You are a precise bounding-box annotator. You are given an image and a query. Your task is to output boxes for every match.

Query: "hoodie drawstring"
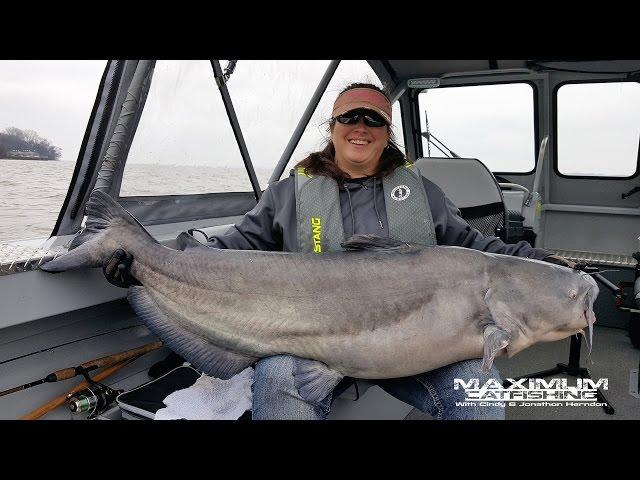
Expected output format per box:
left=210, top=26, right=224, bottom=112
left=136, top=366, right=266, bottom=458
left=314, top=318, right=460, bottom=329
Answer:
left=373, top=178, right=383, bottom=229
left=342, top=178, right=384, bottom=235
left=344, top=185, right=356, bottom=236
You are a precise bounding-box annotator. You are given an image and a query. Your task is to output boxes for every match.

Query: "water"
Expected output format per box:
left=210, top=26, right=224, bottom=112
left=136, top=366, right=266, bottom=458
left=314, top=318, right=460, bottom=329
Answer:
left=0, top=159, right=273, bottom=242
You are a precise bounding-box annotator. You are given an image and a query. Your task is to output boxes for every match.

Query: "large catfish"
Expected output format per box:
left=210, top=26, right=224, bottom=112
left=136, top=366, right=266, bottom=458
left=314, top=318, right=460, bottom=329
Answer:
left=41, top=192, right=599, bottom=403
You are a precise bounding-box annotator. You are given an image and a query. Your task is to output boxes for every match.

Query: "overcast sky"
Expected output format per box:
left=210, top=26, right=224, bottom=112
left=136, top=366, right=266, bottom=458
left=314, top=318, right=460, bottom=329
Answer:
left=0, top=60, right=105, bottom=159
left=1, top=60, right=638, bottom=178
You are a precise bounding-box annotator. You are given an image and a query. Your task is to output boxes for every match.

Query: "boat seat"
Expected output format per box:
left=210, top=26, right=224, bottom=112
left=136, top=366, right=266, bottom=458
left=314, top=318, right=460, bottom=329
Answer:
left=414, top=157, right=508, bottom=240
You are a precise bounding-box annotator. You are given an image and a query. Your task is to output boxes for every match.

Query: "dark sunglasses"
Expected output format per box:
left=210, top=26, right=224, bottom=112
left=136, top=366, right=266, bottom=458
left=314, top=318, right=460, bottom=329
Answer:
left=334, top=110, right=388, bottom=128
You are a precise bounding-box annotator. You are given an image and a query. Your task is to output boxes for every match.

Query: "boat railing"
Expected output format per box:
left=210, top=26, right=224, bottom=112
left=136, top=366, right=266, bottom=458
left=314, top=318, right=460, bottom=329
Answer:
left=0, top=240, right=68, bottom=276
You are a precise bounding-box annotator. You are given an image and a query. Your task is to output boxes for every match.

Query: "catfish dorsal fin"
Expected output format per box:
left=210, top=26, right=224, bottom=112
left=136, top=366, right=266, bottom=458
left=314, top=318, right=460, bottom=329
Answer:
left=69, top=191, right=153, bottom=250
left=84, top=191, right=138, bottom=228
left=340, top=234, right=421, bottom=253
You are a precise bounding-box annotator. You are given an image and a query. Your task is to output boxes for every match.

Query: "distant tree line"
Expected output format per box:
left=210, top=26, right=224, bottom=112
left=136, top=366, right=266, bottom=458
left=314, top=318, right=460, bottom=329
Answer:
left=0, top=127, right=61, bottom=160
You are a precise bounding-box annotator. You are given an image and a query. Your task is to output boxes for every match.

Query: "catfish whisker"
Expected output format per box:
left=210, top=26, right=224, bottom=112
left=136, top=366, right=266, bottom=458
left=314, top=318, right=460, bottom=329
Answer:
left=582, top=269, right=619, bottom=275
left=577, top=330, right=594, bottom=365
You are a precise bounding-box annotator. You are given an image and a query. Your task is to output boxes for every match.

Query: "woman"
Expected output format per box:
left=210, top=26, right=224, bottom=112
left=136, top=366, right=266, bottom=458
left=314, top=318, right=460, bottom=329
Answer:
left=105, top=82, right=574, bottom=420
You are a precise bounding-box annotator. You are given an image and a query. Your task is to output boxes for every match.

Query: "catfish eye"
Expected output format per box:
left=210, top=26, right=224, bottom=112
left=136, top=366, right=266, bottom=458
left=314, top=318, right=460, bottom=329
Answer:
left=569, top=290, right=577, bottom=300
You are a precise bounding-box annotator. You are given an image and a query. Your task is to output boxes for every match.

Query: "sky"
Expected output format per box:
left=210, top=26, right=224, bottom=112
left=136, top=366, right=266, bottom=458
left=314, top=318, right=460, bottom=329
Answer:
left=0, top=60, right=106, bottom=159
left=1, top=60, right=638, bottom=178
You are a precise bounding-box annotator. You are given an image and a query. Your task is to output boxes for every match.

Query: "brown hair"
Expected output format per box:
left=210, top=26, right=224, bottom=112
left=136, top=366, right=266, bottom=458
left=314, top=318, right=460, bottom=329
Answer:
left=294, top=83, right=410, bottom=182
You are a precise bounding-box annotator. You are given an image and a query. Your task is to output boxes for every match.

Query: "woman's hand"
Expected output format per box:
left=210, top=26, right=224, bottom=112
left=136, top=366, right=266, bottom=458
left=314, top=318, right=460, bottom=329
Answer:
left=102, top=249, right=142, bottom=288
left=542, top=254, right=577, bottom=269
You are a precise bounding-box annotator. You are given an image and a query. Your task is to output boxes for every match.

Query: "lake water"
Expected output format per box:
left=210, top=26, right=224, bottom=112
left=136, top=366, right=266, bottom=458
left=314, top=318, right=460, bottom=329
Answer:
left=0, top=159, right=273, bottom=242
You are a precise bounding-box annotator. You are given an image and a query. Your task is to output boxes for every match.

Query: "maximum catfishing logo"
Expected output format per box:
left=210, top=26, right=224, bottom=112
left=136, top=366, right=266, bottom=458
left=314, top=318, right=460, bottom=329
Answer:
left=311, top=217, right=322, bottom=253
left=453, top=377, right=609, bottom=408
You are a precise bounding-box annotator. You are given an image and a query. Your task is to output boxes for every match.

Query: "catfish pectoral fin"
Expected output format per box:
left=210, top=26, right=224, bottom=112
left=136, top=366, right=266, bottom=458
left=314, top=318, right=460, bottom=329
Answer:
left=292, top=356, right=343, bottom=405
left=482, top=325, right=510, bottom=372
left=128, top=286, right=256, bottom=379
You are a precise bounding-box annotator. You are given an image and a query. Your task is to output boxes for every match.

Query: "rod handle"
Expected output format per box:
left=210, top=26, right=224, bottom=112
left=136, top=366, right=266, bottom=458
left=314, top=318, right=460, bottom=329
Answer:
left=78, top=341, right=163, bottom=371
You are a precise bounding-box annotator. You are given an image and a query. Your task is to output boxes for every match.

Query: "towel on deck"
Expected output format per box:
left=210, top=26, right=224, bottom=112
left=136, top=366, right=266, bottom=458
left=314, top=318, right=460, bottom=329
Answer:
left=155, top=367, right=254, bottom=420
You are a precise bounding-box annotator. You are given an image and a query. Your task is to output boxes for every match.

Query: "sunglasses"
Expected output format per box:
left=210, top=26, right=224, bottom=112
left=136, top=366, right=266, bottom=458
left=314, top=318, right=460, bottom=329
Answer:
left=334, top=110, right=388, bottom=128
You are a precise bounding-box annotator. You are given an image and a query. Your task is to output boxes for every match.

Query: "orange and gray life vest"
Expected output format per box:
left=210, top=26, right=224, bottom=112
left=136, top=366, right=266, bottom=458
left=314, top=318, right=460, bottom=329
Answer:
left=294, top=163, right=436, bottom=253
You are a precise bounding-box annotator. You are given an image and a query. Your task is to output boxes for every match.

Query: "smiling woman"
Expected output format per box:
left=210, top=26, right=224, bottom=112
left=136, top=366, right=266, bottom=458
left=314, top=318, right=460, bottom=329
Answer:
left=295, top=83, right=406, bottom=181
left=332, top=110, right=390, bottom=176
left=331, top=87, right=393, bottom=178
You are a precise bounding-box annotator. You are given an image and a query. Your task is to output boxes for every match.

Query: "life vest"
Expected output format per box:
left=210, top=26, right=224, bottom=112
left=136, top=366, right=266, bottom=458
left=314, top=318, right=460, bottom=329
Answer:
left=294, top=162, right=436, bottom=253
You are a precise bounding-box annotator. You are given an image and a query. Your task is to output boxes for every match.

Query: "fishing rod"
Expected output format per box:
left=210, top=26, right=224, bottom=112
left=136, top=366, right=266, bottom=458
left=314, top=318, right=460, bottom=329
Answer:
left=21, top=358, right=134, bottom=420
left=0, top=341, right=163, bottom=398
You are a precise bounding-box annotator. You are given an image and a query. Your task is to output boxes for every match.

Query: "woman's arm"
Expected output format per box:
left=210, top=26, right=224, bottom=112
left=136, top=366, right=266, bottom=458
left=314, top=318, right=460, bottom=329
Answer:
left=206, top=185, right=283, bottom=251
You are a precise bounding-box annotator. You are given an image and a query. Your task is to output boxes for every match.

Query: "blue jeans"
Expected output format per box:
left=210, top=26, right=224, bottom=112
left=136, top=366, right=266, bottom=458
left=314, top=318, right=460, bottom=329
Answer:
left=251, top=354, right=505, bottom=420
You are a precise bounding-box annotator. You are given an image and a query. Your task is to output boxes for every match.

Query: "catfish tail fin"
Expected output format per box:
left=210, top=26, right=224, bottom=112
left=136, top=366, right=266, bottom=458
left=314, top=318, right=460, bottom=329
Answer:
left=40, top=191, right=152, bottom=272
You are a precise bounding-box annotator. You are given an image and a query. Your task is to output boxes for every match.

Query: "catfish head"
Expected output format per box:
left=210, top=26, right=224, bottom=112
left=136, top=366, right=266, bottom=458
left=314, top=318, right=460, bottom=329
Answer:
left=533, top=271, right=599, bottom=349
left=480, top=258, right=599, bottom=371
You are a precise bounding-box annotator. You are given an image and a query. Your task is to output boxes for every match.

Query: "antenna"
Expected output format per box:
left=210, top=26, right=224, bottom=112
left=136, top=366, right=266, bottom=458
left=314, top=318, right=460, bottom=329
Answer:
left=420, top=94, right=460, bottom=158
left=424, top=109, right=431, bottom=157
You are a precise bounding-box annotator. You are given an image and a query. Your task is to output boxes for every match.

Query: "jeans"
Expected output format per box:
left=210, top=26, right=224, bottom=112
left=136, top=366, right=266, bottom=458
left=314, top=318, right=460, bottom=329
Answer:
left=251, top=354, right=505, bottom=420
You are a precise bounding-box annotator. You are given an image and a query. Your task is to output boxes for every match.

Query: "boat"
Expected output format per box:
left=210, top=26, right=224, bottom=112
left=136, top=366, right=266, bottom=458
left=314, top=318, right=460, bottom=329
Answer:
left=1, top=59, right=638, bottom=420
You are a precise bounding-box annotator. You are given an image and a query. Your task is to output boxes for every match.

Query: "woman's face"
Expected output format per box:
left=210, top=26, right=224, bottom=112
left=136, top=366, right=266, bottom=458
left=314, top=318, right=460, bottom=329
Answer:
left=332, top=109, right=390, bottom=177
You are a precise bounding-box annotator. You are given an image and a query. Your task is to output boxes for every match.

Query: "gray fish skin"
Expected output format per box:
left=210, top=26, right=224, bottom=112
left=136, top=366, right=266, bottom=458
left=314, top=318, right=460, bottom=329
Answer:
left=41, top=192, right=599, bottom=381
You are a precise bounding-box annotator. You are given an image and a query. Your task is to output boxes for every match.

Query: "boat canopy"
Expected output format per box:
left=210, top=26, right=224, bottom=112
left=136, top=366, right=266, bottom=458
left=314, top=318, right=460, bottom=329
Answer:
left=47, top=59, right=640, bottom=240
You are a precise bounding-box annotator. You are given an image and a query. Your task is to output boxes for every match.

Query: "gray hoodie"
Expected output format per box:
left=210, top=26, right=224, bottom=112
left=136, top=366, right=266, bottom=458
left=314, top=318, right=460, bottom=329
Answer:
left=207, top=171, right=551, bottom=260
